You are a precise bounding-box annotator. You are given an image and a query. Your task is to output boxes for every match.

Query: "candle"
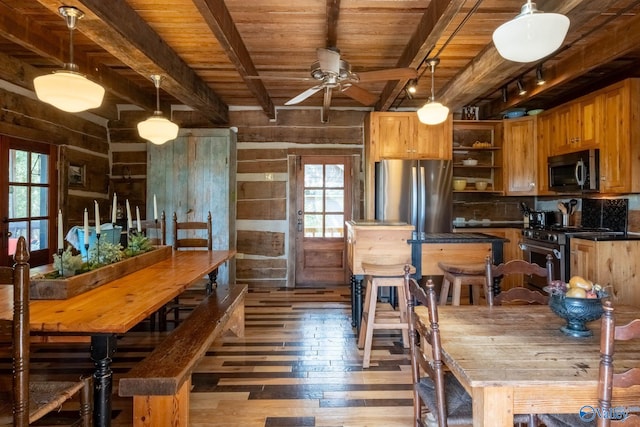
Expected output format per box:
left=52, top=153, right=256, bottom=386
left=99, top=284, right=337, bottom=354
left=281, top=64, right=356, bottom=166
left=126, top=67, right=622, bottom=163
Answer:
left=136, top=206, right=142, bottom=232
left=57, top=210, right=63, bottom=250
left=112, top=193, right=117, bottom=224
left=153, top=194, right=158, bottom=221
left=94, top=200, right=101, bottom=235
left=83, top=208, right=89, bottom=246
left=126, top=199, right=133, bottom=230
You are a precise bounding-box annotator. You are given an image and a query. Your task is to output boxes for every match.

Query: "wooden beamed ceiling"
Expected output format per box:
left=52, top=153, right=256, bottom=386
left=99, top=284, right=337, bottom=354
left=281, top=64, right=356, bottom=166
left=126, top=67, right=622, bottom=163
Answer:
left=1, top=0, right=640, bottom=125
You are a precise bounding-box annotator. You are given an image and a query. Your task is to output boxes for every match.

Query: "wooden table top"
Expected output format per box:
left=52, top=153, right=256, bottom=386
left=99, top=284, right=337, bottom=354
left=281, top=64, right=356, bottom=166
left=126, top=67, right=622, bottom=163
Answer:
left=0, top=250, right=235, bottom=335
left=414, top=304, right=640, bottom=413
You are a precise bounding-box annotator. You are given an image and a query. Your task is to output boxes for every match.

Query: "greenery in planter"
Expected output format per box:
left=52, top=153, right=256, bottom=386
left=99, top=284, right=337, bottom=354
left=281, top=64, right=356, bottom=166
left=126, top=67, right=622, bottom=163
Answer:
left=124, top=232, right=154, bottom=257
left=88, top=240, right=125, bottom=267
left=52, top=246, right=84, bottom=277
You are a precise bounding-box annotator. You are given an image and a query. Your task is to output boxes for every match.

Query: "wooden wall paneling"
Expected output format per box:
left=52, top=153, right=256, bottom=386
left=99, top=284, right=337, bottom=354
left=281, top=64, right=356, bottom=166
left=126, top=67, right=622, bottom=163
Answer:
left=237, top=230, right=285, bottom=257
left=236, top=258, right=287, bottom=280
left=237, top=159, right=288, bottom=174
left=237, top=200, right=286, bottom=220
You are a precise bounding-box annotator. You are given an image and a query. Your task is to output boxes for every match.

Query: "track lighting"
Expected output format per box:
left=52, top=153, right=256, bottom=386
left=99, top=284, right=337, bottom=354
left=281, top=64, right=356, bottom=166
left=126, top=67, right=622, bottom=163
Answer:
left=517, top=79, right=527, bottom=96
left=536, top=65, right=546, bottom=86
left=502, top=86, right=508, bottom=103
left=406, top=79, right=418, bottom=94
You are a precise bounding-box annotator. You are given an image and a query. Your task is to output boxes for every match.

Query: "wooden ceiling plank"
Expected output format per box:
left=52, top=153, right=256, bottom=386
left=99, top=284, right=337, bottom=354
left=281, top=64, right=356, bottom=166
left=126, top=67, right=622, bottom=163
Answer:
left=439, top=0, right=618, bottom=111
left=192, top=0, right=275, bottom=119
left=36, top=0, right=229, bottom=124
left=377, top=0, right=466, bottom=111
left=326, top=0, right=341, bottom=49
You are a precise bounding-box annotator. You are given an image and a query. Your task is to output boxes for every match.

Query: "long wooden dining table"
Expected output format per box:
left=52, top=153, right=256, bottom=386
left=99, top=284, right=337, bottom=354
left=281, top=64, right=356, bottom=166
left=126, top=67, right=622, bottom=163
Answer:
left=414, top=304, right=640, bottom=426
left=0, top=249, right=236, bottom=427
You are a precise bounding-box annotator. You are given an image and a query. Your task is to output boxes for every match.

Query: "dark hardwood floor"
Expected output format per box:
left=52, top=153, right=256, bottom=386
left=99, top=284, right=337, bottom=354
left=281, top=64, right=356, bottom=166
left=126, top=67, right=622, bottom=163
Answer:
left=21, top=285, right=414, bottom=426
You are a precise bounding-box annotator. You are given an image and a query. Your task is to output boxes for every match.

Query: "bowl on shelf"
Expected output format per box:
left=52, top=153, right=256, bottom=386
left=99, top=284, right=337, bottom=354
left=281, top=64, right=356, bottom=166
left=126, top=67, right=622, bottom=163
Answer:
left=453, top=179, right=467, bottom=191
left=475, top=180, right=488, bottom=191
left=547, top=292, right=605, bottom=338
left=462, top=158, right=478, bottom=166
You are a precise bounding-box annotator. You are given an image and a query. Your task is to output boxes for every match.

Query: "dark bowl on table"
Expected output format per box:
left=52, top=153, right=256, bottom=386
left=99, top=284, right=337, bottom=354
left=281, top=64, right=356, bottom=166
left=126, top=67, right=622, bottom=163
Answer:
left=548, top=292, right=605, bottom=338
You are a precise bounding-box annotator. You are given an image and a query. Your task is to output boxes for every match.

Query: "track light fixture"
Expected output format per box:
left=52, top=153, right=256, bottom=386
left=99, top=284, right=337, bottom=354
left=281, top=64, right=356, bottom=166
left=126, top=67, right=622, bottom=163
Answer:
left=517, top=79, right=527, bottom=96
left=536, top=65, right=546, bottom=86
left=406, top=79, right=418, bottom=94
left=502, top=86, right=509, bottom=103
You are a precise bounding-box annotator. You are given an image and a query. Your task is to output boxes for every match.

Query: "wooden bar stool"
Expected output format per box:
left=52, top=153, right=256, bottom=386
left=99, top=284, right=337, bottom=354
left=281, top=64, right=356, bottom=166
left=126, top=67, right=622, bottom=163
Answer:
left=438, top=261, right=486, bottom=306
left=357, top=263, right=415, bottom=368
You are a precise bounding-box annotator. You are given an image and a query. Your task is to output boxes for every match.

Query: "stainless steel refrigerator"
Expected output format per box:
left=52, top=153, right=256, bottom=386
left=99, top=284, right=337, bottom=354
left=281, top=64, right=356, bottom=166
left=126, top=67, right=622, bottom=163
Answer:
left=375, top=159, right=452, bottom=238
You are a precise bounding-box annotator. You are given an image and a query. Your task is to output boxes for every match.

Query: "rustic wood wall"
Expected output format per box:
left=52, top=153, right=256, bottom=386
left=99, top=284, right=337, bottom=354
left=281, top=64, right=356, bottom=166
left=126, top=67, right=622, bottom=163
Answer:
left=231, top=108, right=366, bottom=287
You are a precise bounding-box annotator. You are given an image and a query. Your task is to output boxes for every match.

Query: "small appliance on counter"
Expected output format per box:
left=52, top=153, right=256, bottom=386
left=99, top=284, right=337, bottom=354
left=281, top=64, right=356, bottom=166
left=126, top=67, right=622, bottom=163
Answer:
left=526, top=210, right=556, bottom=229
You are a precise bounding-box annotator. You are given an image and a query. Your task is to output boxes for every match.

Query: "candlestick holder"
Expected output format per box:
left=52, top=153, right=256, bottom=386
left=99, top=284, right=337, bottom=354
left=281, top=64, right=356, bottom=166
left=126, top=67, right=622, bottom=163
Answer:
left=95, top=232, right=101, bottom=264
left=58, top=248, right=64, bottom=277
left=84, top=243, right=89, bottom=263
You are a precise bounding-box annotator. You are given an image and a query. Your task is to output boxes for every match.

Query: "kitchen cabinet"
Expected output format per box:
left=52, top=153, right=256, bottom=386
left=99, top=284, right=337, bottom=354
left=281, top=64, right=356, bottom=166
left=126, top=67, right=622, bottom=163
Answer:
left=549, top=95, right=601, bottom=155
left=452, top=121, right=503, bottom=193
left=599, top=79, right=640, bottom=193
left=535, top=112, right=553, bottom=195
left=367, top=112, right=452, bottom=161
left=503, top=116, right=537, bottom=195
left=570, top=237, right=640, bottom=307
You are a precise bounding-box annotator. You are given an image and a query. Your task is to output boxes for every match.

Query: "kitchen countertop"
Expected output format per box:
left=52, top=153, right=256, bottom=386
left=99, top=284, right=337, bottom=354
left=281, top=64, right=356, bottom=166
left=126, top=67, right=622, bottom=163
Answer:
left=410, top=232, right=508, bottom=243
left=453, top=221, right=525, bottom=229
left=569, top=232, right=640, bottom=241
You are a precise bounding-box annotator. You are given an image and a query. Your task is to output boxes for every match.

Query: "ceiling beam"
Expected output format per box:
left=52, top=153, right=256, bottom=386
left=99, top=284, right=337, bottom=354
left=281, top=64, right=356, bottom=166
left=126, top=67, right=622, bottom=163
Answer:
left=0, top=1, right=154, bottom=112
left=376, top=0, right=466, bottom=111
left=192, top=0, right=275, bottom=120
left=326, top=0, right=341, bottom=49
left=438, top=0, right=619, bottom=111
left=33, top=0, right=229, bottom=124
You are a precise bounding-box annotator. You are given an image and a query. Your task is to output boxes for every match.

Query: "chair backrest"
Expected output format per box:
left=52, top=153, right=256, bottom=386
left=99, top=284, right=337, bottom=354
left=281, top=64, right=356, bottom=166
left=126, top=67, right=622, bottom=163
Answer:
left=138, top=210, right=166, bottom=245
left=404, top=266, right=447, bottom=425
left=484, top=255, right=553, bottom=306
left=0, top=237, right=31, bottom=426
left=172, top=211, right=212, bottom=250
left=597, top=301, right=640, bottom=427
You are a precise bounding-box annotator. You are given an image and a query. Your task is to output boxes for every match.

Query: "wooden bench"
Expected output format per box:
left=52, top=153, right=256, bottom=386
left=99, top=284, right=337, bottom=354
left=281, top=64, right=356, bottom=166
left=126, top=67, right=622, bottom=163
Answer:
left=118, top=283, right=248, bottom=427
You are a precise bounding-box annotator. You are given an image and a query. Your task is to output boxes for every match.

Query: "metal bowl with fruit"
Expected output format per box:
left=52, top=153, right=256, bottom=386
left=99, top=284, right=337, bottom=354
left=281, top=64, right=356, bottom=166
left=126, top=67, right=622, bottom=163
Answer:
left=544, top=276, right=609, bottom=338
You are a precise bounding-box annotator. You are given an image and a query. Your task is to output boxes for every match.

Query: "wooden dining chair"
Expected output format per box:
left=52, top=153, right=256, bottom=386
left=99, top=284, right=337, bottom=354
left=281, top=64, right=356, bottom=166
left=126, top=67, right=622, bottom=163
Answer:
left=484, top=255, right=553, bottom=306
left=0, top=237, right=92, bottom=427
left=539, top=301, right=640, bottom=427
left=161, top=211, right=214, bottom=330
left=137, top=210, right=166, bottom=245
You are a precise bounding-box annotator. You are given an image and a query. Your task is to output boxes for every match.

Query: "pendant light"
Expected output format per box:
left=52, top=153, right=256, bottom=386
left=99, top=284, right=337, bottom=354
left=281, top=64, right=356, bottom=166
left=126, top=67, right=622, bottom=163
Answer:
left=33, top=6, right=105, bottom=112
left=137, top=75, right=179, bottom=145
left=492, top=1, right=570, bottom=63
left=417, top=58, right=449, bottom=125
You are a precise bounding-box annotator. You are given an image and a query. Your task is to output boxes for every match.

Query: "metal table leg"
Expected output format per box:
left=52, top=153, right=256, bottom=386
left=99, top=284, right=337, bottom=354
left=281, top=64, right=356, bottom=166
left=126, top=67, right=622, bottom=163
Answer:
left=91, top=334, right=117, bottom=427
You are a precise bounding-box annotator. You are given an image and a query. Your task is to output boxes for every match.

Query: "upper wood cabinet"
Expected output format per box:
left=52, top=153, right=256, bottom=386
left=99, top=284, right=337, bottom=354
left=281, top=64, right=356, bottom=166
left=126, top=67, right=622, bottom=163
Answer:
left=452, top=121, right=503, bottom=193
left=367, top=112, right=452, bottom=161
left=548, top=94, right=602, bottom=155
left=599, top=79, right=640, bottom=193
left=535, top=112, right=553, bottom=195
left=503, top=116, right=537, bottom=195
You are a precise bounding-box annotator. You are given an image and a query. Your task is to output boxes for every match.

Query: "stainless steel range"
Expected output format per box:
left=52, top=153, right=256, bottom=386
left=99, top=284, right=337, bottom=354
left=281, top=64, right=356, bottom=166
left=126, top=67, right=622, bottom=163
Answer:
left=519, top=198, right=629, bottom=291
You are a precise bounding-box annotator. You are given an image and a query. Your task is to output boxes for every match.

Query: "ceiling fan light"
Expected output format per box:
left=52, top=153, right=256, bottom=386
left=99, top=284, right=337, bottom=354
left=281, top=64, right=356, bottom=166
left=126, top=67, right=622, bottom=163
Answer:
left=492, top=2, right=570, bottom=63
left=417, top=101, right=449, bottom=125
left=33, top=70, right=105, bottom=112
left=137, top=112, right=179, bottom=145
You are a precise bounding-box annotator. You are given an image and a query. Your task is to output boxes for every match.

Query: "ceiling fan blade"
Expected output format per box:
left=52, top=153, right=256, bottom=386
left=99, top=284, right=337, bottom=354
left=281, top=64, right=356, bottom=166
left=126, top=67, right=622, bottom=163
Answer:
left=317, top=48, right=340, bottom=74
left=322, top=87, right=332, bottom=123
left=284, top=85, right=324, bottom=105
left=246, top=75, right=312, bottom=82
left=354, top=68, right=417, bottom=82
left=341, top=84, right=378, bottom=106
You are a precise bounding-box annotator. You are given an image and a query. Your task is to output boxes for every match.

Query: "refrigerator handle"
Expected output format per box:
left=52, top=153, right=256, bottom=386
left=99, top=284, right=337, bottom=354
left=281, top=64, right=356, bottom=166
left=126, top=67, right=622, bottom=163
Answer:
left=411, top=166, right=418, bottom=236
left=419, top=166, right=426, bottom=239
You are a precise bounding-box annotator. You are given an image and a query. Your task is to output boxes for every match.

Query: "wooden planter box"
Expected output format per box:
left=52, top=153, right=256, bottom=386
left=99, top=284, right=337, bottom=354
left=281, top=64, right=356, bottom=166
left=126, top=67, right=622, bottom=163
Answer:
left=30, top=245, right=173, bottom=300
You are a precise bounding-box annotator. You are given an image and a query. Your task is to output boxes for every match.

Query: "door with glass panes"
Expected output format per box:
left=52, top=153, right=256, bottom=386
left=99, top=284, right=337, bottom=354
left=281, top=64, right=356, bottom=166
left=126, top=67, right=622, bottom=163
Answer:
left=295, top=156, right=352, bottom=285
left=0, top=137, right=56, bottom=267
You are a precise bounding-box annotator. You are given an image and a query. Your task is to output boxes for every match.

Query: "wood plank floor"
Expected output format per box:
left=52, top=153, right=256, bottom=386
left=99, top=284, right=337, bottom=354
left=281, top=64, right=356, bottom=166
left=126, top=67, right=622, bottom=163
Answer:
left=22, top=285, right=414, bottom=426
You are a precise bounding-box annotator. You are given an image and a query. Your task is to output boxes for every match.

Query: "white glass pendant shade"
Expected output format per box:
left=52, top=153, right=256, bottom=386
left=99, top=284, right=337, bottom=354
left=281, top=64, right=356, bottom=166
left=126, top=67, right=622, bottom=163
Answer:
left=34, top=70, right=105, bottom=112
left=137, top=112, right=179, bottom=145
left=417, top=101, right=449, bottom=125
left=493, top=2, right=570, bottom=63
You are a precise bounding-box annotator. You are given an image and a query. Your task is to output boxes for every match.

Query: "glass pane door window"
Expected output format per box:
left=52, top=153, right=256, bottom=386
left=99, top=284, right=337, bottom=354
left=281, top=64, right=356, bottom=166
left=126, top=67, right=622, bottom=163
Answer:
left=8, top=149, right=50, bottom=255
left=303, top=163, right=345, bottom=238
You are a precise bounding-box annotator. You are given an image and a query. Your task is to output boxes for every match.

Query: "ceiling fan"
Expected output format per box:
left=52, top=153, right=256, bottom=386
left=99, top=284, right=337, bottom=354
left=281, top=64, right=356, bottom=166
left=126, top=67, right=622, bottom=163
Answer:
left=250, top=48, right=417, bottom=120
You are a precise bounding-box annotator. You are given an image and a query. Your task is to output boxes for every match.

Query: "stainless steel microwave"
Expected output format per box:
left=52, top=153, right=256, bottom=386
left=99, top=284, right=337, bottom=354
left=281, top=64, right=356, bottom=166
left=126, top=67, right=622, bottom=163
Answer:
left=548, top=149, right=599, bottom=192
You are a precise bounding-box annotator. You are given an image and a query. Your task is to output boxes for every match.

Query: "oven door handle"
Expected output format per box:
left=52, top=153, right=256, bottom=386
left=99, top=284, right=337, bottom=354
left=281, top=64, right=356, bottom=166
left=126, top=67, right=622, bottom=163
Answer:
left=519, top=242, right=563, bottom=260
